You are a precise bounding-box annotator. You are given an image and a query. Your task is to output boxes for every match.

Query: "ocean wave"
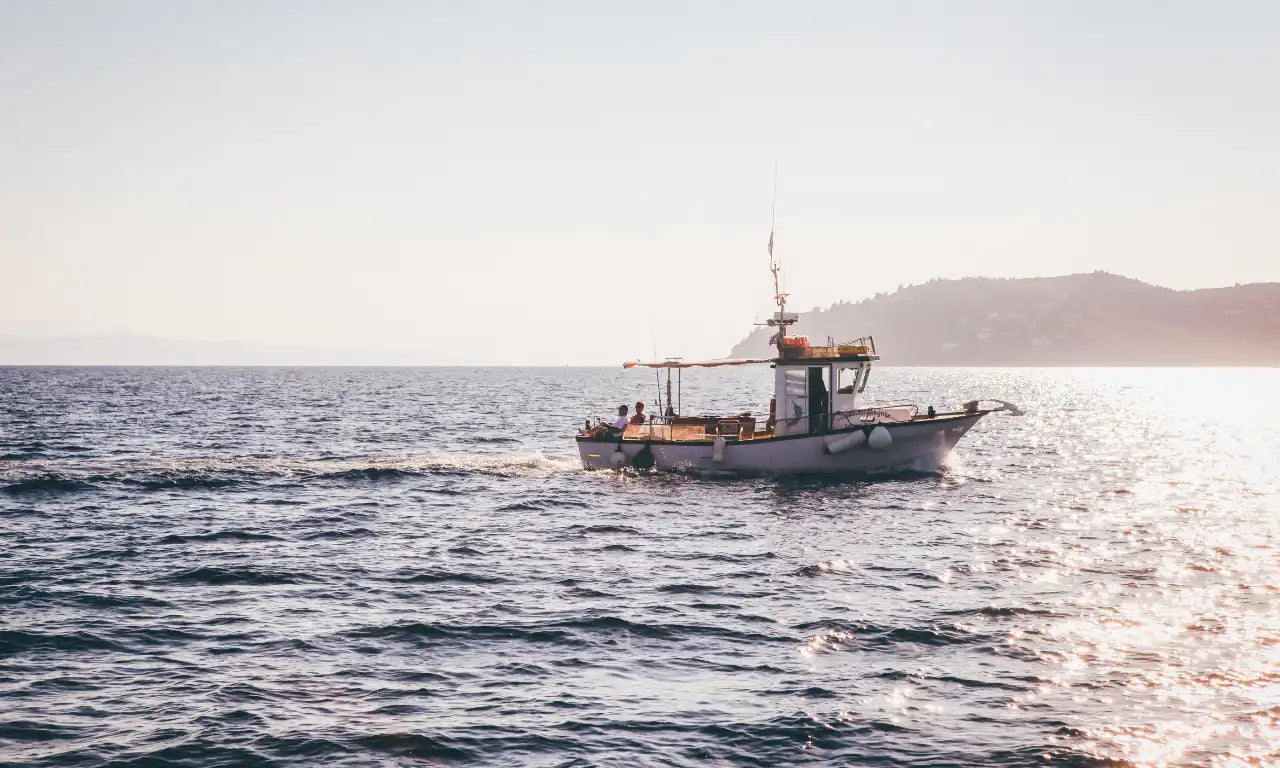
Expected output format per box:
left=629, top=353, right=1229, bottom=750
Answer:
left=317, top=467, right=421, bottom=482
left=933, top=673, right=1031, bottom=692
left=167, top=566, right=309, bottom=586
left=497, top=496, right=592, bottom=512
left=0, top=506, right=42, bottom=519
left=0, top=451, right=581, bottom=494
left=0, top=629, right=129, bottom=657
left=938, top=605, right=1063, bottom=619
left=125, top=474, right=243, bottom=490
left=794, top=561, right=854, bottom=577
left=1, top=586, right=169, bottom=611
left=696, top=551, right=777, bottom=563
left=871, top=668, right=1033, bottom=692
left=565, top=586, right=616, bottom=598
left=2, top=473, right=98, bottom=495
left=345, top=617, right=792, bottom=647
left=656, top=583, right=720, bottom=594
left=158, top=530, right=284, bottom=545
left=354, top=732, right=478, bottom=762
left=0, top=570, right=41, bottom=587
left=346, top=621, right=578, bottom=646
left=358, top=452, right=580, bottom=478
left=302, top=527, right=376, bottom=540
left=114, top=626, right=209, bottom=648
left=390, top=569, right=506, bottom=585
left=102, top=742, right=272, bottom=765
left=797, top=620, right=994, bottom=655
left=0, top=719, right=81, bottom=742
left=570, top=524, right=640, bottom=535
left=246, top=733, right=357, bottom=761
left=553, top=711, right=915, bottom=758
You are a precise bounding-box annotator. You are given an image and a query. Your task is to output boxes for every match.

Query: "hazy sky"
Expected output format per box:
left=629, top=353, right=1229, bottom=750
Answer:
left=2, top=1, right=1277, bottom=364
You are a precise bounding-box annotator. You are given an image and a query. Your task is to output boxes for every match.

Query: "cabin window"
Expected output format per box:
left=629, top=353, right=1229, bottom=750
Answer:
left=837, top=366, right=861, bottom=394
left=782, top=368, right=807, bottom=428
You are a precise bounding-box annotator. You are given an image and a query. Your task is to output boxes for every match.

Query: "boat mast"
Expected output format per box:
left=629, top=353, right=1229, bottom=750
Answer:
left=769, top=248, right=788, bottom=344
left=765, top=167, right=795, bottom=352
left=651, top=327, right=663, bottom=417
left=665, top=368, right=673, bottom=416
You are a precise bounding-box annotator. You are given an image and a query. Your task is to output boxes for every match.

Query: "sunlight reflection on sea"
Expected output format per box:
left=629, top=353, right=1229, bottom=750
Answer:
left=0, top=366, right=1276, bottom=766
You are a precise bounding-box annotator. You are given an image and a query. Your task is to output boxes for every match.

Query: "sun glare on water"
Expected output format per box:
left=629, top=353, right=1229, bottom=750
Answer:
left=985, top=369, right=1280, bottom=766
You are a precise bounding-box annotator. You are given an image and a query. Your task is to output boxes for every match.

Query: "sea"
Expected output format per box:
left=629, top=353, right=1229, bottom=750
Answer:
left=1, top=366, right=1277, bottom=767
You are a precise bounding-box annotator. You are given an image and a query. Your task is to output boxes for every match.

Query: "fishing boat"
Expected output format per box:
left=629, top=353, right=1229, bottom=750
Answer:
left=575, top=228, right=1011, bottom=475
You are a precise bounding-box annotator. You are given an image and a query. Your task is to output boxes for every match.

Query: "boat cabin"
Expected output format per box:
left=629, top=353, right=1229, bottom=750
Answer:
left=771, top=342, right=876, bottom=437
left=614, top=337, right=893, bottom=444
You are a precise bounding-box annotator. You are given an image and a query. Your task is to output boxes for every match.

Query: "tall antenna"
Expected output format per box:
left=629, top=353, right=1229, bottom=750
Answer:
left=768, top=162, right=781, bottom=310
left=769, top=161, right=777, bottom=264
left=764, top=163, right=795, bottom=351
left=650, top=325, right=662, bottom=417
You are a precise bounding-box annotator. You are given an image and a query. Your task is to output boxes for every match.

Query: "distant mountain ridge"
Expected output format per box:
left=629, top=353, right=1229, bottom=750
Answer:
left=728, top=272, right=1280, bottom=365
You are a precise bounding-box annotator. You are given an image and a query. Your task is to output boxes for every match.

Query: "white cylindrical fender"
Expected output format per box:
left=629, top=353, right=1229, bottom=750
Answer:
left=712, top=435, right=727, bottom=463
left=867, top=425, right=892, bottom=451
left=610, top=450, right=627, bottom=468
left=824, top=430, right=866, bottom=454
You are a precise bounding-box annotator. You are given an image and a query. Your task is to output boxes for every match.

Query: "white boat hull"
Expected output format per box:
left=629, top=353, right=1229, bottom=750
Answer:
left=576, top=413, right=984, bottom=475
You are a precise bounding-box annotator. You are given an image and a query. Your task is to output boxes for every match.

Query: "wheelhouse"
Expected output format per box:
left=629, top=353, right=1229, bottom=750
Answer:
left=771, top=343, right=877, bottom=437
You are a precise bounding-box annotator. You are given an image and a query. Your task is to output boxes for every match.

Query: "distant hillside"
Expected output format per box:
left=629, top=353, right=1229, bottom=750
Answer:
left=728, top=273, right=1280, bottom=365
left=0, top=334, right=475, bottom=366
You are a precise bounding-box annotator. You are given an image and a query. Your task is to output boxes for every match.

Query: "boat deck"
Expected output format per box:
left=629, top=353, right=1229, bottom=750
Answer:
left=617, top=405, right=945, bottom=444
left=623, top=419, right=763, bottom=443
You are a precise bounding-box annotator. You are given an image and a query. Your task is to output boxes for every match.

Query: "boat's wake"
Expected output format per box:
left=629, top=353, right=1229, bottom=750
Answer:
left=2, top=452, right=582, bottom=495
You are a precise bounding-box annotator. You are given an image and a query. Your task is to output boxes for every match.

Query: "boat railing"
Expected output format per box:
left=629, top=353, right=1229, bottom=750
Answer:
left=831, top=403, right=918, bottom=429
left=619, top=403, right=915, bottom=441
left=624, top=414, right=762, bottom=442
left=843, top=335, right=876, bottom=356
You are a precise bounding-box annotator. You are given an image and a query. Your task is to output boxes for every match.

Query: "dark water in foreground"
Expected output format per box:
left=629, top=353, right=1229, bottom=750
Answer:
left=2, top=366, right=1277, bottom=767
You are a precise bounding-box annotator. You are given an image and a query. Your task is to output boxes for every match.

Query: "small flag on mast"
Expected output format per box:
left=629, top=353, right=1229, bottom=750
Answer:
left=767, top=230, right=774, bottom=257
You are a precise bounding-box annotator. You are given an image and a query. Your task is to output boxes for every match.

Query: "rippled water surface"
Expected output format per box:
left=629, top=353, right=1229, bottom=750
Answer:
left=2, top=366, right=1278, bottom=767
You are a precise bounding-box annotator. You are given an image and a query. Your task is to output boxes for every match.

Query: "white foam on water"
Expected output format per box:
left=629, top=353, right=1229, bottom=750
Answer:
left=3, top=451, right=584, bottom=485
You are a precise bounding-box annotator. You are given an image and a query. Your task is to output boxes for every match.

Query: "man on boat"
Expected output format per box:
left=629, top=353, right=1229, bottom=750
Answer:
left=629, top=401, right=647, bottom=425
left=582, top=405, right=631, bottom=439
left=613, top=405, right=630, bottom=431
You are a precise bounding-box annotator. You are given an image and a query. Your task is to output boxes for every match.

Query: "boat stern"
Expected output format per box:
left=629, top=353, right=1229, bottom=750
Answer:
left=576, top=436, right=627, bottom=470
